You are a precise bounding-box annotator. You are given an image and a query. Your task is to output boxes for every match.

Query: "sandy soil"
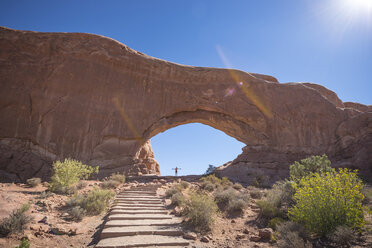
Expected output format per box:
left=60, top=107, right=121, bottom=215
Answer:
left=0, top=181, right=105, bottom=248
left=1, top=178, right=371, bottom=248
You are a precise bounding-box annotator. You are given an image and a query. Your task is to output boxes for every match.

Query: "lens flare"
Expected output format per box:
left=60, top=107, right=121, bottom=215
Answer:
left=112, top=96, right=143, bottom=142
left=216, top=45, right=272, bottom=118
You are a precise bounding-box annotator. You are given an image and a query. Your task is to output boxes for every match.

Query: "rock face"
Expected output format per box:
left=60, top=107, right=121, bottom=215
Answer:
left=0, top=27, right=371, bottom=183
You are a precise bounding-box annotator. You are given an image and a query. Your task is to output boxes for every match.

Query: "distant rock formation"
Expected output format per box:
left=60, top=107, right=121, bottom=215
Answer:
left=0, top=27, right=370, bottom=183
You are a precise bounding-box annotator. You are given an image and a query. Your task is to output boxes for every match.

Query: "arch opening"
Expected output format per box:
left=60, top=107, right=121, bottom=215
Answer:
left=150, top=123, right=245, bottom=176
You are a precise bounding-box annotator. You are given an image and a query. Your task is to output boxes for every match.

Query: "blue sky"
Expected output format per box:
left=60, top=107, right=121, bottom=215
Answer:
left=1, top=0, right=371, bottom=175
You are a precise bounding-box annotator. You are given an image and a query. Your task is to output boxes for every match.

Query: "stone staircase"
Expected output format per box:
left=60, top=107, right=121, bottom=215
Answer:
left=96, top=185, right=190, bottom=248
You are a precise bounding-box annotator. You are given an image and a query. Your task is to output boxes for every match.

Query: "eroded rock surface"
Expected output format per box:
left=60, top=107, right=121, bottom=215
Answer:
left=0, top=27, right=371, bottom=183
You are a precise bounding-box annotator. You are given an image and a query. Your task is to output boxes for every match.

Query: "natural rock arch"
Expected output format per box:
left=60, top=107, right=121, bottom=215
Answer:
left=0, top=27, right=371, bottom=183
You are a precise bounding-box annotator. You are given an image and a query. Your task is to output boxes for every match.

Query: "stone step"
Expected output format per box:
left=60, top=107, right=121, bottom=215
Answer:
left=110, top=209, right=168, bottom=215
left=109, top=214, right=172, bottom=220
left=115, top=200, right=163, bottom=204
left=95, top=235, right=189, bottom=248
left=116, top=196, right=161, bottom=199
left=105, top=219, right=181, bottom=227
left=116, top=195, right=160, bottom=199
left=100, top=226, right=183, bottom=239
left=112, top=206, right=165, bottom=210
left=119, top=192, right=157, bottom=196
left=122, top=190, right=157, bottom=193
left=115, top=198, right=162, bottom=202
left=113, top=203, right=164, bottom=207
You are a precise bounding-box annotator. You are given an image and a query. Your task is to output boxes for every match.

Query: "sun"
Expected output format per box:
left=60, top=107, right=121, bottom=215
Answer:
left=343, top=0, right=372, bottom=12
left=330, top=0, right=372, bottom=27
left=346, top=0, right=372, bottom=7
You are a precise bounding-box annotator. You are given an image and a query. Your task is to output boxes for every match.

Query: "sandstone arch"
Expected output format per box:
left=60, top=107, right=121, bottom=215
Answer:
left=0, top=27, right=371, bottom=183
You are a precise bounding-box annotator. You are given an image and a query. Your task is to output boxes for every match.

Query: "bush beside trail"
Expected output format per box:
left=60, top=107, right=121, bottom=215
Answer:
left=49, top=158, right=98, bottom=193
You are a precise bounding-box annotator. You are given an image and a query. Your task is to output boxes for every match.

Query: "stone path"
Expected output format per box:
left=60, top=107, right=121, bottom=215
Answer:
left=96, top=185, right=190, bottom=248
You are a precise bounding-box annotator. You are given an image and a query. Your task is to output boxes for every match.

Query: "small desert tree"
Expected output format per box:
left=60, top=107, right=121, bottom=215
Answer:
left=289, top=154, right=333, bottom=181
left=49, top=158, right=98, bottom=193
left=205, top=164, right=217, bottom=175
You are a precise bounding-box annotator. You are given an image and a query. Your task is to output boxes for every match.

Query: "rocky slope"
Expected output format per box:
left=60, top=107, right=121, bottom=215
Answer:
left=0, top=26, right=370, bottom=183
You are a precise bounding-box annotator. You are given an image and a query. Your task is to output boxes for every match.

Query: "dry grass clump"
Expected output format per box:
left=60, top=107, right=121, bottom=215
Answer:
left=179, top=181, right=189, bottom=189
left=249, top=187, right=263, bottom=199
left=232, top=183, right=243, bottom=190
left=201, top=182, right=215, bottom=192
left=67, top=206, right=86, bottom=221
left=110, top=173, right=126, bottom=184
left=171, top=192, right=186, bottom=207
left=100, top=172, right=126, bottom=189
left=327, top=226, right=357, bottom=247
left=26, top=177, right=41, bottom=187
left=166, top=187, right=181, bottom=198
left=76, top=180, right=87, bottom=189
left=183, top=193, right=218, bottom=233
left=37, top=191, right=52, bottom=199
left=100, top=180, right=121, bottom=189
left=214, top=188, right=249, bottom=214
left=67, top=187, right=115, bottom=217
left=214, top=188, right=235, bottom=209
left=0, top=204, right=33, bottom=237
left=275, top=221, right=311, bottom=248
left=228, top=198, right=247, bottom=214
left=199, top=174, right=234, bottom=193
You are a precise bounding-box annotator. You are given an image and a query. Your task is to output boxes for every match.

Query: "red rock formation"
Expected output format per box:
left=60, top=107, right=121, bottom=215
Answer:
left=0, top=27, right=370, bottom=183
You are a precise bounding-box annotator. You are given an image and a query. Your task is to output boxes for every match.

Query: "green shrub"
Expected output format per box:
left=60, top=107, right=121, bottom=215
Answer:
left=171, top=192, right=186, bottom=207
left=289, top=154, right=333, bottom=181
left=289, top=168, right=366, bottom=236
left=183, top=193, right=218, bottom=233
left=268, top=217, right=285, bottom=230
left=232, top=183, right=243, bottom=190
left=166, top=187, right=181, bottom=198
left=110, top=173, right=126, bottom=184
left=67, top=206, right=86, bottom=221
left=200, top=175, right=232, bottom=191
left=327, top=226, right=356, bottom=247
left=200, top=174, right=221, bottom=185
left=15, top=238, right=30, bottom=248
left=26, top=178, right=41, bottom=187
left=68, top=187, right=115, bottom=215
left=100, top=180, right=121, bottom=189
left=49, top=158, right=98, bottom=193
left=256, top=199, right=282, bottom=223
left=0, top=204, right=32, bottom=237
